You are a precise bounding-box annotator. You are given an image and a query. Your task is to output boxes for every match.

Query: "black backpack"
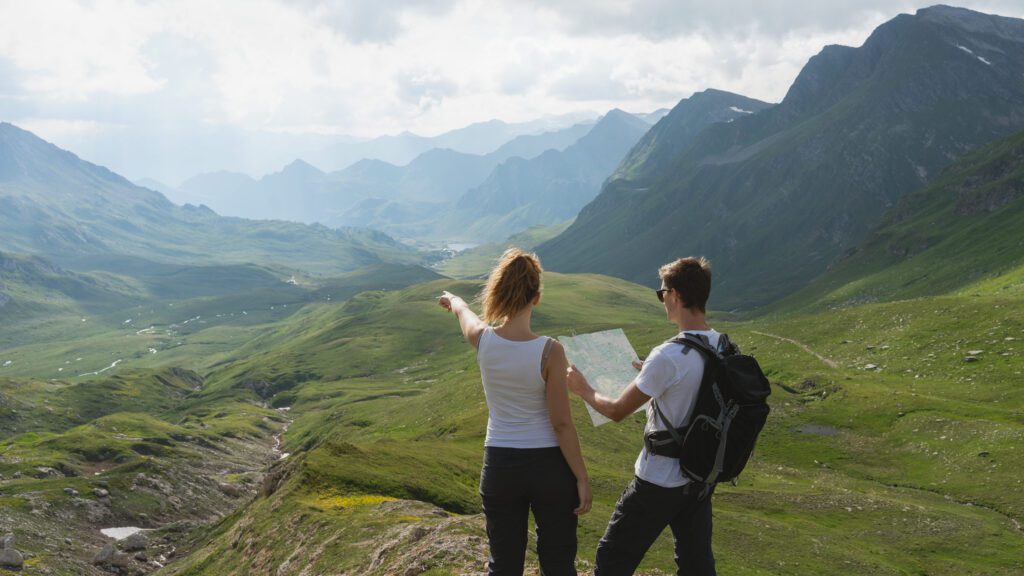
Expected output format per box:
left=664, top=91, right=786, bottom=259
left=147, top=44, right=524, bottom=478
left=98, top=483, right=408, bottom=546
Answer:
left=648, top=333, right=771, bottom=488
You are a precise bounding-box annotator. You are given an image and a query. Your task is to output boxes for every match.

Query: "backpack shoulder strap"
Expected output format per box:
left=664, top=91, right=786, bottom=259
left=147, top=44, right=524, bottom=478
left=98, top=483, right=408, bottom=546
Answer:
left=668, top=333, right=717, bottom=359
left=653, top=399, right=685, bottom=445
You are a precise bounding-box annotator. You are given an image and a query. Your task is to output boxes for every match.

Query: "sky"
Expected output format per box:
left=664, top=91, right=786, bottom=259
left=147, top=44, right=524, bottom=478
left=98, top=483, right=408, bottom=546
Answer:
left=2, top=0, right=1024, bottom=183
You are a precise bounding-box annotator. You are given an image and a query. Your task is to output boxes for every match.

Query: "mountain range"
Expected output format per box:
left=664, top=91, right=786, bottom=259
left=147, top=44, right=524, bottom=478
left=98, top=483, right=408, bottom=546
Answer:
left=0, top=122, right=414, bottom=276
left=167, top=120, right=599, bottom=226
left=345, top=108, right=658, bottom=242
left=539, top=5, right=1024, bottom=309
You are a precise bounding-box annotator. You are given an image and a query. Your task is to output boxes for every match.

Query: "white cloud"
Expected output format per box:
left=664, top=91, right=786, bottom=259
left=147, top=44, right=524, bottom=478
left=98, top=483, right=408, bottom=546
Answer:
left=2, top=0, right=1023, bottom=181
left=0, top=0, right=165, bottom=99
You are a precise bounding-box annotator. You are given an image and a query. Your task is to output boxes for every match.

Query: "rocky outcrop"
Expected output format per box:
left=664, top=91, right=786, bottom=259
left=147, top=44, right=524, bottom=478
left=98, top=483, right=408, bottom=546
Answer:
left=0, top=533, right=24, bottom=570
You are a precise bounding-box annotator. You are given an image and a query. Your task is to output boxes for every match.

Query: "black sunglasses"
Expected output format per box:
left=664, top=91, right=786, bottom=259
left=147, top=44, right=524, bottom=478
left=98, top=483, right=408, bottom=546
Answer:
left=655, top=288, right=670, bottom=302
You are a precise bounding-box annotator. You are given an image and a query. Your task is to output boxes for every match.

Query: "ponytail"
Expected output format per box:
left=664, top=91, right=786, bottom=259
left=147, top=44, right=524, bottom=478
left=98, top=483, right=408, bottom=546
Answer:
left=480, top=248, right=543, bottom=324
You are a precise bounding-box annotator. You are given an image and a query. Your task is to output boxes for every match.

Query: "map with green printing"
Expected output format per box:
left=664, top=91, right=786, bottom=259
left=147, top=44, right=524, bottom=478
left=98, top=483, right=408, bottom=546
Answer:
left=559, top=328, right=647, bottom=426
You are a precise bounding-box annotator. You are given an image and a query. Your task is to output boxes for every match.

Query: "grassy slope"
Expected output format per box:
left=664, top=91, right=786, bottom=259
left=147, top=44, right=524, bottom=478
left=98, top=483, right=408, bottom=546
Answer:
left=772, top=128, right=1024, bottom=313
left=152, top=272, right=1022, bottom=575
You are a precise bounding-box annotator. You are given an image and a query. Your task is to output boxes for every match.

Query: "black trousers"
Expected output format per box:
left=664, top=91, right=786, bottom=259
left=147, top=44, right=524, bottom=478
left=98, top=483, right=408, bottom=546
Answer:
left=594, top=476, right=716, bottom=576
left=480, top=446, right=579, bottom=575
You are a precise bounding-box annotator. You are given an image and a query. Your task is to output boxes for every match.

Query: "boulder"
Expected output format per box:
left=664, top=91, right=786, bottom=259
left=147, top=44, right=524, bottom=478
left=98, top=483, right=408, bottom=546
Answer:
left=120, top=532, right=148, bottom=552
left=0, top=533, right=13, bottom=548
left=0, top=548, right=23, bottom=569
left=93, top=543, right=116, bottom=565
left=217, top=482, right=242, bottom=498
left=64, top=487, right=79, bottom=497
left=34, top=466, right=61, bottom=478
left=94, top=487, right=110, bottom=498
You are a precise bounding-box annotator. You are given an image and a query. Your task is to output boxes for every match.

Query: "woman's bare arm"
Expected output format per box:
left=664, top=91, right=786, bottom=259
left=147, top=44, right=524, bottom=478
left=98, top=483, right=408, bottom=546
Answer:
left=438, top=290, right=487, bottom=349
left=544, top=341, right=592, bottom=516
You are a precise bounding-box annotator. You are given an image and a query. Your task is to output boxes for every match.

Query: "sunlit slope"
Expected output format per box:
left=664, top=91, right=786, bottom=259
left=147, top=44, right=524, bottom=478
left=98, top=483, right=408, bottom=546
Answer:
left=160, top=272, right=1023, bottom=575
left=774, top=127, right=1024, bottom=313
left=0, top=262, right=447, bottom=384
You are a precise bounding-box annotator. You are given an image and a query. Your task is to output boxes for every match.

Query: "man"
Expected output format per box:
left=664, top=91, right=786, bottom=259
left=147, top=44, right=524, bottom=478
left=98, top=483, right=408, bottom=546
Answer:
left=566, top=256, right=719, bottom=575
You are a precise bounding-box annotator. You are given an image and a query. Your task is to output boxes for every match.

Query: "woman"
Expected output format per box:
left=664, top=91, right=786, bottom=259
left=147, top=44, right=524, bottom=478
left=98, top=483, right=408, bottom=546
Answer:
left=439, top=248, right=591, bottom=575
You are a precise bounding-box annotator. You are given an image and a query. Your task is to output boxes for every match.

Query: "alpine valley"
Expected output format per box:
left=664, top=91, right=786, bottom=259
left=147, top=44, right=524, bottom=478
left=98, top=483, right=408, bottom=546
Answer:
left=0, top=5, right=1022, bottom=576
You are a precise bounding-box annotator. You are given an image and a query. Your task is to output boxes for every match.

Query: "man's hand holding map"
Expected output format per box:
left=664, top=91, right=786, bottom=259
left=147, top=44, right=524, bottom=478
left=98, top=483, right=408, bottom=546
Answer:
left=559, top=328, right=647, bottom=426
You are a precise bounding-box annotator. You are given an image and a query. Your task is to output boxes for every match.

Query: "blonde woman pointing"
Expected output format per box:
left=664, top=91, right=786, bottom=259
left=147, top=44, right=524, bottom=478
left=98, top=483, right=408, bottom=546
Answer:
left=439, top=248, right=591, bottom=575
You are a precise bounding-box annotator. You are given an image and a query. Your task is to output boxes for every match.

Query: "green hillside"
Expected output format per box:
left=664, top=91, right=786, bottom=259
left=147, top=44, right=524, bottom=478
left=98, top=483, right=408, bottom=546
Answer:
left=0, top=123, right=417, bottom=275
left=772, top=127, right=1024, bottom=312
left=123, top=272, right=1022, bottom=575
left=539, top=6, right=1024, bottom=309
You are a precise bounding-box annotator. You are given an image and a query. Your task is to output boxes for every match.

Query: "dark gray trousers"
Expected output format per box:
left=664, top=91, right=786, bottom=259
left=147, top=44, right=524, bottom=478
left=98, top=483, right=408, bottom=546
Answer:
left=594, top=476, right=716, bottom=576
left=480, top=446, right=579, bottom=575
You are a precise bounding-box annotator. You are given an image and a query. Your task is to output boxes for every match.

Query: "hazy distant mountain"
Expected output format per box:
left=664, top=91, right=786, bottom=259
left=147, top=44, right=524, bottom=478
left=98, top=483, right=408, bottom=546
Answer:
left=173, top=121, right=600, bottom=226
left=539, top=5, right=1024, bottom=309
left=0, top=123, right=415, bottom=274
left=176, top=160, right=345, bottom=222
left=134, top=177, right=180, bottom=199
left=633, top=108, right=672, bottom=125
left=306, top=113, right=599, bottom=172
left=326, top=110, right=661, bottom=241
left=437, top=109, right=654, bottom=242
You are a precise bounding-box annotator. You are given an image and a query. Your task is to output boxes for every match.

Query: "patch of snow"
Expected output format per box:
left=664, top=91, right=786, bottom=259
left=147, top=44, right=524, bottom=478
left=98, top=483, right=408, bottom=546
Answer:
left=123, top=319, right=132, bottom=325
left=729, top=106, right=753, bottom=114
left=956, top=44, right=992, bottom=65
left=136, top=326, right=156, bottom=335
left=78, top=359, right=123, bottom=377
left=101, top=527, right=146, bottom=540
left=148, top=348, right=158, bottom=354
left=2, top=360, right=11, bottom=367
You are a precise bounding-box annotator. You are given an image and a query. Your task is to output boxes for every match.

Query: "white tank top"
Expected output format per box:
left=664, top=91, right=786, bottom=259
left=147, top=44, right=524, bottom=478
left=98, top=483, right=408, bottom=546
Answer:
left=477, top=327, right=559, bottom=448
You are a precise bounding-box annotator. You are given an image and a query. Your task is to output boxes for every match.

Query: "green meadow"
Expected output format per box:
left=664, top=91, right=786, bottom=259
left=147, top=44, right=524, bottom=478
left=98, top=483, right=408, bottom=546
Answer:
left=20, top=269, right=1000, bottom=575
left=1, top=256, right=1022, bottom=573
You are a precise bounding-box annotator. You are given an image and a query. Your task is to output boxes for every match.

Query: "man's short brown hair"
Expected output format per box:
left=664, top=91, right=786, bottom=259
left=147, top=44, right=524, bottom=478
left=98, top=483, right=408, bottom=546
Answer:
left=659, top=256, right=712, bottom=312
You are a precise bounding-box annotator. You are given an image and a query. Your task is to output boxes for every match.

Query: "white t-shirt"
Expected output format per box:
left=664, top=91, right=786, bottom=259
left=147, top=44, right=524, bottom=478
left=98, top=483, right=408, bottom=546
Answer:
left=633, top=329, right=720, bottom=488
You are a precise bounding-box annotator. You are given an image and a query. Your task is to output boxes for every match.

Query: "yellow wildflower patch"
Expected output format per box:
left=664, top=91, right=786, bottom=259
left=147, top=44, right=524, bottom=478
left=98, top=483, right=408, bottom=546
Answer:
left=305, top=493, right=396, bottom=510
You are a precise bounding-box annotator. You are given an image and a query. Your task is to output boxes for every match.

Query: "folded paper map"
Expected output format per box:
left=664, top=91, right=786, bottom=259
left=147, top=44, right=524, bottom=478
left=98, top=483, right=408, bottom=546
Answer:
left=560, top=328, right=647, bottom=426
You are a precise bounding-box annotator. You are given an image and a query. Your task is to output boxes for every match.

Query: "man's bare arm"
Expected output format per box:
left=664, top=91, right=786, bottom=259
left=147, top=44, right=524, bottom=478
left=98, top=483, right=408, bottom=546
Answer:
left=566, top=365, right=650, bottom=422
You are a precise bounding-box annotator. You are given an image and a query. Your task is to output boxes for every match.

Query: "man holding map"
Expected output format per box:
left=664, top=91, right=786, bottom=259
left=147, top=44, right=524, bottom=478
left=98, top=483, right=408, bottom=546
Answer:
left=566, top=256, right=720, bottom=576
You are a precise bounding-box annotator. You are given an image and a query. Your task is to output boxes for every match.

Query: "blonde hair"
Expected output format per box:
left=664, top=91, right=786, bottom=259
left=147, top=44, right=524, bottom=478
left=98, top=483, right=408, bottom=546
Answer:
left=480, top=248, right=542, bottom=324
